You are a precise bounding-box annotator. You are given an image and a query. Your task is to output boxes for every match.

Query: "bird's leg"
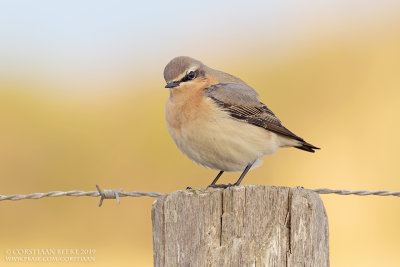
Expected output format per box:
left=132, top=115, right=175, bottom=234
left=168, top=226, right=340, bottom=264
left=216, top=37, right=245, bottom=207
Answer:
left=187, top=171, right=225, bottom=190
left=210, top=171, right=224, bottom=185
left=233, top=161, right=255, bottom=186
left=208, top=171, right=232, bottom=188
left=208, top=161, right=254, bottom=189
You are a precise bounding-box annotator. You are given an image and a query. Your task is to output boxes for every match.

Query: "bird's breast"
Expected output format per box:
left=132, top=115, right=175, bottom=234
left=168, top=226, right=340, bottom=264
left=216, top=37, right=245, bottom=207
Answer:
left=166, top=91, right=204, bottom=130
left=165, top=80, right=216, bottom=130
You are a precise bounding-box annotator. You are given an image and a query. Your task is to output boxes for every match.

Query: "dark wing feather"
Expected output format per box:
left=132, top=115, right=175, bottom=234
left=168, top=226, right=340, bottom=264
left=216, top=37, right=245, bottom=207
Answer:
left=205, top=83, right=319, bottom=152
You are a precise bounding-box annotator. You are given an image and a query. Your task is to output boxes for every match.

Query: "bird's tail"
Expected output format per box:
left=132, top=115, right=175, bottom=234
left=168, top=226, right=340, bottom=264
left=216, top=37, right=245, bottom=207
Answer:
left=295, top=141, right=320, bottom=153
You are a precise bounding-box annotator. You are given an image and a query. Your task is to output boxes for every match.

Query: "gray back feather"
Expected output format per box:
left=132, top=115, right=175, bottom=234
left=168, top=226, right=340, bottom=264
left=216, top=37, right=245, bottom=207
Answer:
left=205, top=83, right=261, bottom=106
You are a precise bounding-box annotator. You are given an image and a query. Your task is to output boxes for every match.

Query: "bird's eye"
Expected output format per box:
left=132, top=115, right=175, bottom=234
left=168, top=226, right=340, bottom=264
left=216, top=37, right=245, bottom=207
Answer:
left=187, top=71, right=196, bottom=80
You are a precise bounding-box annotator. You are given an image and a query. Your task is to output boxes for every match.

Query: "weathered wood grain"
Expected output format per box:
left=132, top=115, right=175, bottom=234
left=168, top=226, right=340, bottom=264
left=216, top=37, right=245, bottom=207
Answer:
left=152, top=185, right=329, bottom=267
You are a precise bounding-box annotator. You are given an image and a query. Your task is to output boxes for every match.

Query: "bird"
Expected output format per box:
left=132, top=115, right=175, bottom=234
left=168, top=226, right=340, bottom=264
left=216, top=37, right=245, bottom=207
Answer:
left=164, top=56, right=319, bottom=188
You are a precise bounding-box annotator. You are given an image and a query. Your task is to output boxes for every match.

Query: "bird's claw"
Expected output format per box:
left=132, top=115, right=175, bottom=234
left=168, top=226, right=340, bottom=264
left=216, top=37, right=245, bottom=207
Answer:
left=207, top=183, right=233, bottom=189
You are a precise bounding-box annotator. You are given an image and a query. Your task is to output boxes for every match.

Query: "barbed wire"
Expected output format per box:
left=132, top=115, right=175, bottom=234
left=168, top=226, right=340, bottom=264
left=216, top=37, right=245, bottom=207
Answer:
left=313, top=188, right=400, bottom=197
left=0, top=185, right=163, bottom=207
left=0, top=185, right=399, bottom=207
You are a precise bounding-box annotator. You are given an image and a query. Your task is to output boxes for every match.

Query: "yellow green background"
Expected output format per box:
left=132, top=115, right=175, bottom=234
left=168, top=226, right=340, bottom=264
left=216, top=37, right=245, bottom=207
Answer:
left=1, top=1, right=400, bottom=266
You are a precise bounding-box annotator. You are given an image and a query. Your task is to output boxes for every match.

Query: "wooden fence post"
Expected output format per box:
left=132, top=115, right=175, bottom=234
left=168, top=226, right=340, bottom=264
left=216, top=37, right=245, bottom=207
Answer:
left=152, top=185, right=329, bottom=266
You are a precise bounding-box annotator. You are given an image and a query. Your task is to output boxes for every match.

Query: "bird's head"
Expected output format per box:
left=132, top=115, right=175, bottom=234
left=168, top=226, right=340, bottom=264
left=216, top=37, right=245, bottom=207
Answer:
left=163, top=56, right=208, bottom=89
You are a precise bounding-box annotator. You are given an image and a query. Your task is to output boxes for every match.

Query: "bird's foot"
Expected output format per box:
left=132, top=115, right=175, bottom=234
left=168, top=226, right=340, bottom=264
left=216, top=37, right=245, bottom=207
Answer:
left=207, top=183, right=233, bottom=189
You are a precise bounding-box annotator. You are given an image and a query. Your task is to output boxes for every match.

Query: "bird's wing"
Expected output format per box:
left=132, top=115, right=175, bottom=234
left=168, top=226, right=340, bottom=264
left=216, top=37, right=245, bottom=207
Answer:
left=205, top=83, right=305, bottom=142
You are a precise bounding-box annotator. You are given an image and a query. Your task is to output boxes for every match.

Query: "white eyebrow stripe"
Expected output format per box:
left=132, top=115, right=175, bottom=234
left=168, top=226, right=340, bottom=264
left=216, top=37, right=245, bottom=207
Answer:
left=173, top=73, right=186, bottom=82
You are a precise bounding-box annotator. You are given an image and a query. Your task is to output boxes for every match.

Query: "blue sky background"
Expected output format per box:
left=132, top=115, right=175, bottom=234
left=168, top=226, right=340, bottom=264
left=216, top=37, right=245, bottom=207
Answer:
left=1, top=0, right=400, bottom=91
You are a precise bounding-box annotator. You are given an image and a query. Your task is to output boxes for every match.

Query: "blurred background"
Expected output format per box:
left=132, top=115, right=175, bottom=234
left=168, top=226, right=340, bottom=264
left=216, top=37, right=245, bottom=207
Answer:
left=1, top=0, right=400, bottom=266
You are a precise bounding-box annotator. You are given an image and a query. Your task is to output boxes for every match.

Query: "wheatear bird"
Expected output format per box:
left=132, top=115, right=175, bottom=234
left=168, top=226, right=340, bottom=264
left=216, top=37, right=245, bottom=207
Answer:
left=164, top=56, right=319, bottom=188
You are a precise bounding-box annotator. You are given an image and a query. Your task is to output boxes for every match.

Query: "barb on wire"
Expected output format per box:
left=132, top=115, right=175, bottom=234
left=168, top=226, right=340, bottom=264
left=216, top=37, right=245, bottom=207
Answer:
left=1, top=185, right=399, bottom=207
left=96, top=184, right=120, bottom=207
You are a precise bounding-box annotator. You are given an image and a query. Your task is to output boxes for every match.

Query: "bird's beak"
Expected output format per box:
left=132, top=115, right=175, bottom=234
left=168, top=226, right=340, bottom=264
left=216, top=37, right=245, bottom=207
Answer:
left=165, top=81, right=180, bottom=88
